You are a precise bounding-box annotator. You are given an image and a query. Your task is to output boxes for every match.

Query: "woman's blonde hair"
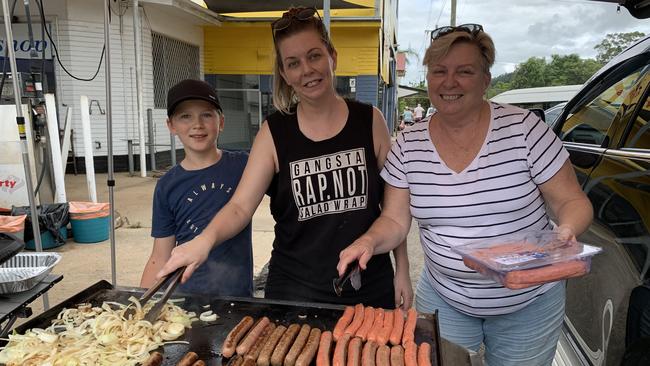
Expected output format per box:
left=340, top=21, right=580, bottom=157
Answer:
left=271, top=7, right=336, bottom=114
left=423, top=30, right=495, bottom=74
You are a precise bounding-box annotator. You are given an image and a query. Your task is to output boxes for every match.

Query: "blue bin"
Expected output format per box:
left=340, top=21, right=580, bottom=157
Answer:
left=70, top=216, right=109, bottom=243
left=25, top=227, right=67, bottom=250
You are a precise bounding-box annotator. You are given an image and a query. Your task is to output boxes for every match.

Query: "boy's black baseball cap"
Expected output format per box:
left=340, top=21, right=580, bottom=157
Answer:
left=167, top=79, right=222, bottom=117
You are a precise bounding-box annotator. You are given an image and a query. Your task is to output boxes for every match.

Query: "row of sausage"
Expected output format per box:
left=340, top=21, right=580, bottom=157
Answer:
left=220, top=304, right=433, bottom=366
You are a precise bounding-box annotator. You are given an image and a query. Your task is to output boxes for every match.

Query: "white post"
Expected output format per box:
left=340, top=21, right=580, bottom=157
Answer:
left=80, top=96, right=97, bottom=203
left=44, top=94, right=66, bottom=203
left=60, top=106, right=72, bottom=172
left=133, top=0, right=147, bottom=177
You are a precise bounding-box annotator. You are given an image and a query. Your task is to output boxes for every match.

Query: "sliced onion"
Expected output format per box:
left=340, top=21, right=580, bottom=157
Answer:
left=199, top=311, right=218, bottom=322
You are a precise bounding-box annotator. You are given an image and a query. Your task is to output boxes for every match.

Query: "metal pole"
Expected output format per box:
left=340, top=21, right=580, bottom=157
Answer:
left=2, top=0, right=48, bottom=309
left=450, top=0, right=457, bottom=26
left=127, top=140, right=134, bottom=176
left=104, top=0, right=117, bottom=286
left=147, top=109, right=155, bottom=170
left=132, top=0, right=147, bottom=177
left=170, top=134, right=176, bottom=167
left=323, top=0, right=330, bottom=34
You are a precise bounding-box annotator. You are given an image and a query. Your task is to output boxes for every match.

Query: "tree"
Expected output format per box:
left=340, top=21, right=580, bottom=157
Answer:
left=594, top=32, right=646, bottom=64
left=546, top=54, right=602, bottom=85
left=511, top=57, right=547, bottom=89
left=487, top=54, right=603, bottom=97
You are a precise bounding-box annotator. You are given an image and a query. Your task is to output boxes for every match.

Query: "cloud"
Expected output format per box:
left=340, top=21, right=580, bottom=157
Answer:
left=398, top=0, right=650, bottom=84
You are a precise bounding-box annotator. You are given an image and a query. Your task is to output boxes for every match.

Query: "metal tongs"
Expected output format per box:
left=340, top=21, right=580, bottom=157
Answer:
left=333, top=260, right=361, bottom=296
left=125, top=266, right=186, bottom=322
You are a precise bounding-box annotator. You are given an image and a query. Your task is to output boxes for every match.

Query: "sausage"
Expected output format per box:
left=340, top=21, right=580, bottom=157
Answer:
left=242, top=358, right=257, bottom=366
left=401, top=309, right=417, bottom=346
left=367, top=309, right=384, bottom=343
left=295, top=328, right=322, bottom=366
left=376, top=310, right=393, bottom=346
left=333, top=306, right=355, bottom=341
left=284, top=324, right=312, bottom=366
left=176, top=351, right=199, bottom=366
left=344, top=304, right=365, bottom=336
left=355, top=307, right=375, bottom=341
left=463, top=241, right=585, bottom=289
left=192, top=361, right=206, bottom=366
left=142, top=351, right=163, bottom=366
left=347, top=337, right=362, bottom=366
left=389, top=346, right=404, bottom=366
left=223, top=316, right=255, bottom=358
left=417, top=343, right=432, bottom=366
left=238, top=317, right=272, bottom=355
left=333, top=333, right=352, bottom=366
left=389, top=309, right=404, bottom=346
left=361, top=341, right=378, bottom=366
left=315, top=330, right=333, bottom=366
left=403, top=341, right=417, bottom=366
left=245, top=323, right=277, bottom=361
left=258, top=325, right=287, bottom=366
left=504, top=260, right=588, bottom=289
left=375, top=345, right=390, bottom=366
left=227, top=355, right=245, bottom=366
left=270, top=323, right=301, bottom=366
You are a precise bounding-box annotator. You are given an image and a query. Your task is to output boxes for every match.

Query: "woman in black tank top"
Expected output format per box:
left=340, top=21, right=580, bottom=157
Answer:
left=155, top=6, right=412, bottom=310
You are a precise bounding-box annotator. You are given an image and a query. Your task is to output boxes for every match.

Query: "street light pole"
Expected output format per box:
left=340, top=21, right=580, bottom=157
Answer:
left=450, top=0, right=457, bottom=26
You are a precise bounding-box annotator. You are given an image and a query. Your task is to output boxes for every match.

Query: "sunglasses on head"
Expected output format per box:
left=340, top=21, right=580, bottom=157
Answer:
left=271, top=7, right=320, bottom=35
left=430, top=23, right=483, bottom=41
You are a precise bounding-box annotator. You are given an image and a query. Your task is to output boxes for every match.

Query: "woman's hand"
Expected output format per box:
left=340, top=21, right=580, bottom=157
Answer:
left=156, top=234, right=213, bottom=283
left=337, top=237, right=376, bottom=277
left=393, top=266, right=413, bottom=311
left=555, top=223, right=576, bottom=242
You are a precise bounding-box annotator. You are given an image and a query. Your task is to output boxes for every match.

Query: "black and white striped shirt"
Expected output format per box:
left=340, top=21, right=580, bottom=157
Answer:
left=381, top=102, right=569, bottom=316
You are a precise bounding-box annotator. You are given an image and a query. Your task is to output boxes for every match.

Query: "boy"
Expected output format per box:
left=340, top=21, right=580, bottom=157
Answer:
left=140, top=79, right=253, bottom=296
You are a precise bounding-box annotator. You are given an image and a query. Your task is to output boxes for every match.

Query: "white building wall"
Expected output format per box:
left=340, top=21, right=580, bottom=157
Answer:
left=51, top=0, right=204, bottom=159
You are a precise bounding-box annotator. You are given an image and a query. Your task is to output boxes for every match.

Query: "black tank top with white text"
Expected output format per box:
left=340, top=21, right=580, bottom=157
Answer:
left=265, top=99, right=395, bottom=308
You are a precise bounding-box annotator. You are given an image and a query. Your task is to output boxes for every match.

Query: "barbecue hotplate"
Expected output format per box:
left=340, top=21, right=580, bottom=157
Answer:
left=9, top=280, right=442, bottom=365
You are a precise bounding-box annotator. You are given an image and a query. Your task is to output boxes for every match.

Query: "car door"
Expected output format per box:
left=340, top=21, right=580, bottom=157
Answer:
left=556, top=55, right=650, bottom=365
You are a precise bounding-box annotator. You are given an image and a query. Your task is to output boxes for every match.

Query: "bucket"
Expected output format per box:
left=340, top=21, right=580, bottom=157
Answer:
left=0, top=215, right=27, bottom=242
left=25, top=227, right=67, bottom=250
left=70, top=216, right=109, bottom=243
left=68, top=202, right=110, bottom=244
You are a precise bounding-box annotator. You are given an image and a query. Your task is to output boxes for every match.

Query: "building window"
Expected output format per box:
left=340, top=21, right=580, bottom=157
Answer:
left=152, top=33, right=200, bottom=108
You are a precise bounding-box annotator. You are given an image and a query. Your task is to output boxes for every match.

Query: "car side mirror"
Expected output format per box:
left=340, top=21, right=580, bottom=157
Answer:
left=530, top=108, right=545, bottom=122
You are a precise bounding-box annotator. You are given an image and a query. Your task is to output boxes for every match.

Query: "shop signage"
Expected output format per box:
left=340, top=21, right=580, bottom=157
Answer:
left=0, top=23, right=53, bottom=59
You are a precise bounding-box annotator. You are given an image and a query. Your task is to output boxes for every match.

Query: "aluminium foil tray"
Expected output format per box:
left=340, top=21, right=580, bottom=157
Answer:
left=0, top=252, right=61, bottom=294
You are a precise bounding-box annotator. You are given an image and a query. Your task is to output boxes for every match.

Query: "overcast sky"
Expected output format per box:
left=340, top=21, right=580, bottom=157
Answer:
left=397, top=0, right=650, bottom=84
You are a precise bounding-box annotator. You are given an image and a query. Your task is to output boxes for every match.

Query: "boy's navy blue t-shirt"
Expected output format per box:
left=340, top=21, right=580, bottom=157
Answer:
left=151, top=150, right=253, bottom=296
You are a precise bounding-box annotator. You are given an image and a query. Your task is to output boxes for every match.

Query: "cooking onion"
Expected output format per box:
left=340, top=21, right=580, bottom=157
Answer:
left=199, top=310, right=218, bottom=322
left=0, top=296, right=196, bottom=366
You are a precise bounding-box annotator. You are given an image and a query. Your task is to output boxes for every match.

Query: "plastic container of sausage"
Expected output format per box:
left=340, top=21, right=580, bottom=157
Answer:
left=451, top=230, right=602, bottom=289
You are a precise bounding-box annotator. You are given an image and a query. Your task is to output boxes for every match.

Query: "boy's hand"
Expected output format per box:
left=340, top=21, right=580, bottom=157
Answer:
left=156, top=235, right=212, bottom=283
left=394, top=265, right=413, bottom=311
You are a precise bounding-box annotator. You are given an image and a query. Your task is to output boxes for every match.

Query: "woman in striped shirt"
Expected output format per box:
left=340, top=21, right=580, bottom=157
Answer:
left=338, top=25, right=593, bottom=365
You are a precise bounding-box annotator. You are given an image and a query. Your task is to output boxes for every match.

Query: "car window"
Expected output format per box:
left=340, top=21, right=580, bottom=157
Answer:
left=544, top=105, right=563, bottom=126
left=623, top=91, right=650, bottom=150
left=561, top=65, right=647, bottom=146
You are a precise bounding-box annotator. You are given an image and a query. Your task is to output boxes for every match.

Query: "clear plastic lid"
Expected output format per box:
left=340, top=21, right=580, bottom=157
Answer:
left=451, top=230, right=602, bottom=272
